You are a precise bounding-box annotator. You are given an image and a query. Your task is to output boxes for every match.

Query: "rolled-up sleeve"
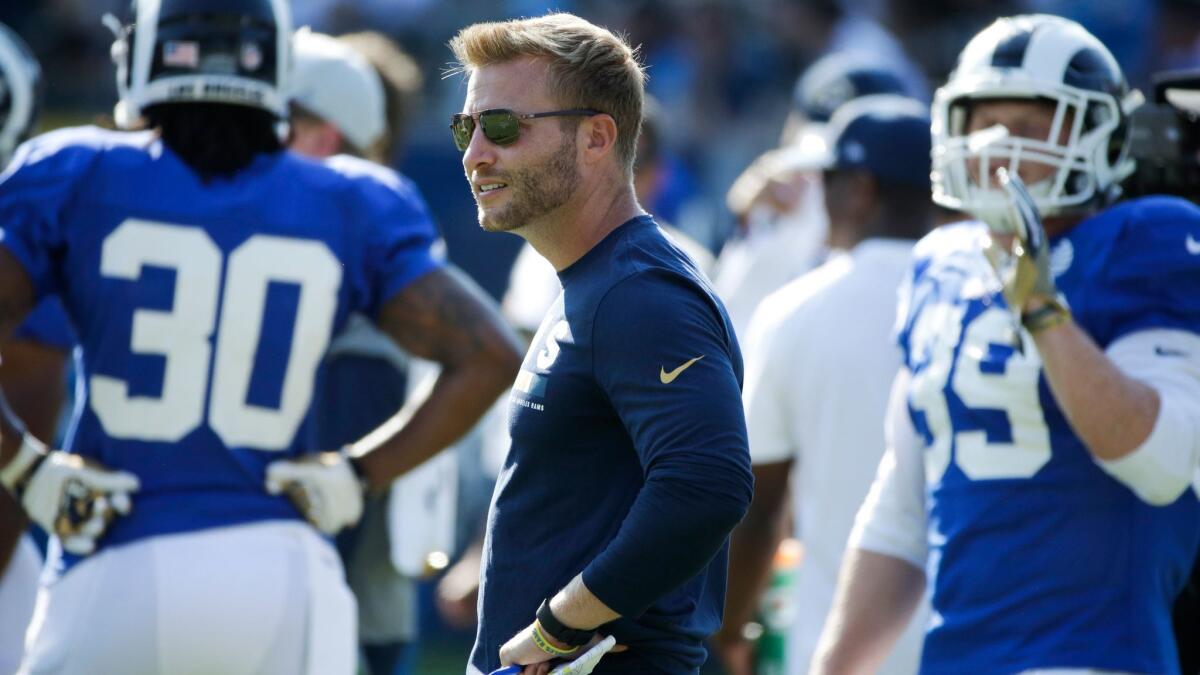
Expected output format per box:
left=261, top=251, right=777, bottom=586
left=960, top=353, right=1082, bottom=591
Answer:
left=1098, top=328, right=1200, bottom=506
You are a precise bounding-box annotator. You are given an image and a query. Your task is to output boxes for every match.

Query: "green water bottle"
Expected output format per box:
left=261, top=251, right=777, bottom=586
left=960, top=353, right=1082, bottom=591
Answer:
left=757, top=538, right=801, bottom=675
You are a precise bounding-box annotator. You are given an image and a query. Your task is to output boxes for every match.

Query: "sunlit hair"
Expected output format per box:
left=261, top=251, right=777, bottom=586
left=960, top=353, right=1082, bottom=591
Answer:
left=449, top=12, right=646, bottom=175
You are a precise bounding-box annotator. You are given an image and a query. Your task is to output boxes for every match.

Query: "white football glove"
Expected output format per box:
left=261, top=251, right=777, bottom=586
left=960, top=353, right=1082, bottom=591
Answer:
left=549, top=636, right=617, bottom=675
left=1, top=435, right=140, bottom=555
left=265, top=450, right=364, bottom=534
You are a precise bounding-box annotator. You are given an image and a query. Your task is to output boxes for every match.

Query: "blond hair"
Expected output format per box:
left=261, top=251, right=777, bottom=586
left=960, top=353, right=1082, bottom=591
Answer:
left=449, top=12, right=646, bottom=174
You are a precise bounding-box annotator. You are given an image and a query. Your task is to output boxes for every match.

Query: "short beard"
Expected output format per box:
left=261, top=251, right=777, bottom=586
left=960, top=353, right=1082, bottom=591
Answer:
left=479, top=129, right=580, bottom=233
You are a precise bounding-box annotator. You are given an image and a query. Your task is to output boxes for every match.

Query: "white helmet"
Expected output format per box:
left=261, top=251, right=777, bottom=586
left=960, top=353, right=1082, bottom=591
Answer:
left=932, top=14, right=1139, bottom=224
left=0, top=23, right=41, bottom=166
left=108, top=0, right=292, bottom=129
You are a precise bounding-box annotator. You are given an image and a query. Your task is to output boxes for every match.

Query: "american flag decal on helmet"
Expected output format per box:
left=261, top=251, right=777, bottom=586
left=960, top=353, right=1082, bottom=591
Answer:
left=163, top=40, right=199, bottom=68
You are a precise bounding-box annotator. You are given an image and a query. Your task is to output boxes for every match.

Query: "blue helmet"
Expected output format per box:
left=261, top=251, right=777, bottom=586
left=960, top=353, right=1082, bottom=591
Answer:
left=108, top=0, right=292, bottom=128
left=0, top=23, right=41, bottom=166
left=794, top=52, right=911, bottom=124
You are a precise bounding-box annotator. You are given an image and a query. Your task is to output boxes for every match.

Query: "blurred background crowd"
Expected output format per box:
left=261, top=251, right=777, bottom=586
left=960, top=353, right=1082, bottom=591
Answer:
left=3, top=0, right=1199, bottom=672
left=7, top=0, right=1200, bottom=300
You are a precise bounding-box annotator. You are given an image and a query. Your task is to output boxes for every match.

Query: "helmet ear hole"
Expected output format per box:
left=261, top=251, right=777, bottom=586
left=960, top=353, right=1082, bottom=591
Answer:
left=949, top=99, right=971, bottom=137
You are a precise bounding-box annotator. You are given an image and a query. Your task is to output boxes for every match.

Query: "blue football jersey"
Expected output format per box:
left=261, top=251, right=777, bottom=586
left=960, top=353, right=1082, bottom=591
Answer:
left=0, top=126, right=442, bottom=566
left=896, top=197, right=1200, bottom=674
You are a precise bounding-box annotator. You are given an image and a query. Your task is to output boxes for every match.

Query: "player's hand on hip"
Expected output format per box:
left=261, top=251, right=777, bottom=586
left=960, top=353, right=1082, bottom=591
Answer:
left=1, top=434, right=139, bottom=555
left=500, top=622, right=620, bottom=675
left=265, top=450, right=364, bottom=534
left=981, top=168, right=1069, bottom=332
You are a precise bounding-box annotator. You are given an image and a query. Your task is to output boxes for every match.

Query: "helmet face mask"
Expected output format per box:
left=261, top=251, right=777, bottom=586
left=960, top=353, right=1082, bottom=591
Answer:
left=0, top=23, right=41, bottom=167
left=931, top=14, right=1138, bottom=228
left=110, top=0, right=291, bottom=128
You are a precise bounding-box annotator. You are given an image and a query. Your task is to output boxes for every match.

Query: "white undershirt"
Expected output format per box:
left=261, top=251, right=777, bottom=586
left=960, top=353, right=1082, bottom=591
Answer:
left=742, top=239, right=926, bottom=675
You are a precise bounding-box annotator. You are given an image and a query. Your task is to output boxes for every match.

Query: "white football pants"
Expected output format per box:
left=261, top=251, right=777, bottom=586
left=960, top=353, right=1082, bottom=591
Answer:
left=0, top=535, right=40, bottom=675
left=19, top=521, right=355, bottom=675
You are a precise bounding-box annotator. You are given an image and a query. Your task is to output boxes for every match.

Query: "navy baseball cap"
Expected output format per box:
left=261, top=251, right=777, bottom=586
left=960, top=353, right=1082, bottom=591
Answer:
left=794, top=52, right=912, bottom=123
left=821, top=94, right=932, bottom=188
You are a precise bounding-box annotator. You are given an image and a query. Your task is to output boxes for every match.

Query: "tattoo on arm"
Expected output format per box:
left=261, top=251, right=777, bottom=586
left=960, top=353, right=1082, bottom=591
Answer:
left=377, top=266, right=521, bottom=368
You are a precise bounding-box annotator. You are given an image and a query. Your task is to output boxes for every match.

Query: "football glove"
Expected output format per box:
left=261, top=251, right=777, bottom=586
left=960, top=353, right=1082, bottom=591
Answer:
left=265, top=450, right=364, bottom=534
left=549, top=636, right=618, bottom=675
left=1, top=434, right=140, bottom=555
left=980, top=168, right=1070, bottom=333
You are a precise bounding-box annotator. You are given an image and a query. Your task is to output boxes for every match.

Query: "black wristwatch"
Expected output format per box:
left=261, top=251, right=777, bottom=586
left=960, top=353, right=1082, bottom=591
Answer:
left=536, top=599, right=595, bottom=648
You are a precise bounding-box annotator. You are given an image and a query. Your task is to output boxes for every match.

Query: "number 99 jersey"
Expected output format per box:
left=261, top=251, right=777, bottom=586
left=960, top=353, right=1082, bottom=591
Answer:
left=895, top=196, right=1200, bottom=674
left=0, top=126, right=443, bottom=569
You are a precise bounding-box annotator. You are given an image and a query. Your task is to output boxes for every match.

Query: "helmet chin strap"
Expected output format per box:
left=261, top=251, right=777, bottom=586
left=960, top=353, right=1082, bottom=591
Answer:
left=104, top=13, right=138, bottom=129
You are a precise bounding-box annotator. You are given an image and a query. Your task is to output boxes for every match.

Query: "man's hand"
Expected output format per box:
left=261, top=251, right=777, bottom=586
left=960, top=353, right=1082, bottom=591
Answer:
left=726, top=149, right=815, bottom=223
left=265, top=450, right=363, bottom=534
left=437, top=537, right=482, bottom=629
left=549, top=636, right=618, bottom=674
left=499, top=628, right=617, bottom=675
left=499, top=620, right=576, bottom=670
left=981, top=168, right=1068, bottom=332
left=1, top=435, right=139, bottom=555
left=711, top=630, right=755, bottom=675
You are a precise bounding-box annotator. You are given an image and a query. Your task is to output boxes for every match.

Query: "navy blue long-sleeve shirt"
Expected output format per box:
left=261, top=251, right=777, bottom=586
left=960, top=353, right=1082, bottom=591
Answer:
left=469, top=216, right=754, bottom=675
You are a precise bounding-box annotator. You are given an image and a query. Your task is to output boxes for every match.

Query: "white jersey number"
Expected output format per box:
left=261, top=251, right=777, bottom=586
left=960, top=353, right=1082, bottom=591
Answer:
left=91, top=219, right=342, bottom=451
left=908, top=302, right=1052, bottom=483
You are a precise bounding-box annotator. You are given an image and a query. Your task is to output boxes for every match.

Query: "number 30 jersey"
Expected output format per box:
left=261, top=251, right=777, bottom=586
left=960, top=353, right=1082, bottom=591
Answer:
left=895, top=196, right=1200, bottom=674
left=0, top=127, right=442, bottom=566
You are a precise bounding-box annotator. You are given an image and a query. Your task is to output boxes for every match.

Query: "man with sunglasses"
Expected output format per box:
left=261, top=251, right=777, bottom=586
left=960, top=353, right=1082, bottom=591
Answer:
left=449, top=13, right=752, bottom=675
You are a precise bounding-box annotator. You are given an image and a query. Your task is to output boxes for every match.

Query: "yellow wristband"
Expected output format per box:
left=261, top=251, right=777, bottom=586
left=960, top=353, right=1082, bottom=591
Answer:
left=1022, top=301, right=1070, bottom=334
left=532, top=622, right=580, bottom=657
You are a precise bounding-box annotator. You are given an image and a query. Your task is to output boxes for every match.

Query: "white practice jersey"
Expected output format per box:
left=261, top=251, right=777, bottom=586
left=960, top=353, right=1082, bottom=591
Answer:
left=742, top=238, right=928, bottom=674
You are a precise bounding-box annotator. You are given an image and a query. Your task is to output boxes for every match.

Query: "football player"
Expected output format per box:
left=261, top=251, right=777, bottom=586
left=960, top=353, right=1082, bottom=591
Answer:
left=0, top=1, right=521, bottom=673
left=812, top=15, right=1200, bottom=674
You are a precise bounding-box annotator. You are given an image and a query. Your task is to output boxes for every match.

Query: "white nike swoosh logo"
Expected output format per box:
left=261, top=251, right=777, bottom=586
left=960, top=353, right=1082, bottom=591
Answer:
left=1187, top=234, right=1200, bottom=255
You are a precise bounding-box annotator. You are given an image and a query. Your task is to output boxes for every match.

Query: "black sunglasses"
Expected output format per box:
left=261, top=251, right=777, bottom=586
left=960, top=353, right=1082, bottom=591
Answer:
left=450, top=108, right=604, bottom=151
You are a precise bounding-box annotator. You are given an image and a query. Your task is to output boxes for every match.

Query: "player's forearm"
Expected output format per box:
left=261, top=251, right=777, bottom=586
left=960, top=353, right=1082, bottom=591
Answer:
left=580, top=454, right=753, bottom=618
left=0, top=487, right=27, bottom=573
left=0, top=340, right=69, bottom=443
left=349, top=355, right=516, bottom=491
left=548, top=574, right=621, bottom=631
left=1031, top=314, right=1159, bottom=461
left=0, top=386, right=29, bottom=468
left=357, top=267, right=522, bottom=490
left=717, top=461, right=791, bottom=645
left=810, top=548, right=925, bottom=675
